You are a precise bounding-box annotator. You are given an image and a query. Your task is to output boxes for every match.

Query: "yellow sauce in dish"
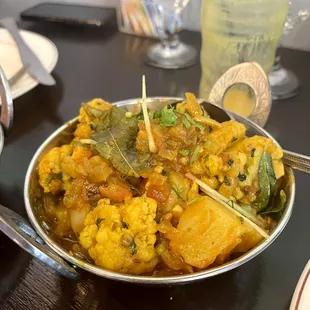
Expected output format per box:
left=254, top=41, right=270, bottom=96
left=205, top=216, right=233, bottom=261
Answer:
left=223, top=84, right=256, bottom=118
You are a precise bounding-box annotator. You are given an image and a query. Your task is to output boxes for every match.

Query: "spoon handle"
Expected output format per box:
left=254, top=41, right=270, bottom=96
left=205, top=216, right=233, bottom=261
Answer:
left=0, top=204, right=79, bottom=279
left=283, top=150, right=310, bottom=175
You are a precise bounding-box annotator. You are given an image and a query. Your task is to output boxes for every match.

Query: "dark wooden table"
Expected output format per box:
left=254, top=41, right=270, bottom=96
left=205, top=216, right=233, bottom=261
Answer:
left=1, top=21, right=310, bottom=310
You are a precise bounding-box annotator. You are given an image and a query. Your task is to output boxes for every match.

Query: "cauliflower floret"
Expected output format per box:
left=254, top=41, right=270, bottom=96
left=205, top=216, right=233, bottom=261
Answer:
left=203, top=120, right=246, bottom=155
left=74, top=99, right=112, bottom=139
left=227, top=136, right=284, bottom=179
left=79, top=197, right=158, bottom=274
left=38, top=145, right=72, bottom=194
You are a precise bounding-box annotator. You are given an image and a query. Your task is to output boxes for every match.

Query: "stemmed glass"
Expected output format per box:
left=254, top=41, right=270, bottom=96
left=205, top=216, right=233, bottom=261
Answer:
left=144, top=0, right=197, bottom=69
left=269, top=5, right=310, bottom=100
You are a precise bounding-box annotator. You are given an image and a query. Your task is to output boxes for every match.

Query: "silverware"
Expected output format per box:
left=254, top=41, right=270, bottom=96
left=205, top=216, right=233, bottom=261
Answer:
left=8, top=65, right=28, bottom=86
left=0, top=204, right=79, bottom=279
left=0, top=18, right=56, bottom=86
left=283, top=150, right=310, bottom=175
left=208, top=62, right=272, bottom=128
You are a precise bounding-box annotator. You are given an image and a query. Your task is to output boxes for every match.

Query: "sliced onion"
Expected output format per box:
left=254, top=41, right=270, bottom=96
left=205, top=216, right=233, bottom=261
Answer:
left=70, top=209, right=88, bottom=233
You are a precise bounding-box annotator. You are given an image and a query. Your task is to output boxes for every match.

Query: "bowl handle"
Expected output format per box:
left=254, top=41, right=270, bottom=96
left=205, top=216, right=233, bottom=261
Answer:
left=0, top=66, right=13, bottom=135
left=0, top=205, right=79, bottom=279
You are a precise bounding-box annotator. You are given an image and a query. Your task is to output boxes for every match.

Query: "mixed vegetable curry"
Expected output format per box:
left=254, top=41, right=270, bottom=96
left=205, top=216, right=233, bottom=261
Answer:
left=37, top=92, right=287, bottom=276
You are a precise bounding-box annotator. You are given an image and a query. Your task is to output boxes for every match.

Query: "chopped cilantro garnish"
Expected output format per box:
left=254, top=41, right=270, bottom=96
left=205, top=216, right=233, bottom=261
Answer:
left=179, top=149, right=190, bottom=156
left=45, top=175, right=53, bottom=185
left=56, top=173, right=63, bottom=181
left=203, top=141, right=212, bottom=148
left=96, top=218, right=104, bottom=227
left=159, top=106, right=177, bottom=127
left=187, top=197, right=200, bottom=205
left=45, top=173, right=62, bottom=185
left=176, top=110, right=204, bottom=132
left=182, top=118, right=191, bottom=129
left=172, top=186, right=186, bottom=202
left=251, top=148, right=256, bottom=157
left=228, top=159, right=234, bottom=166
left=122, top=221, right=129, bottom=229
left=224, top=176, right=231, bottom=186
left=130, top=241, right=137, bottom=255
left=190, top=145, right=201, bottom=166
left=184, top=113, right=204, bottom=132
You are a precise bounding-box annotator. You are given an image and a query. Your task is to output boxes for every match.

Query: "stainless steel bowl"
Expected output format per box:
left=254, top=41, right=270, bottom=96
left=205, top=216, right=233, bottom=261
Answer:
left=0, top=65, right=13, bottom=156
left=23, top=97, right=295, bottom=284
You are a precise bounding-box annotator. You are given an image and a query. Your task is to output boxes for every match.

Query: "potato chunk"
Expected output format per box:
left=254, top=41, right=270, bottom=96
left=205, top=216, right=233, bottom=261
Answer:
left=168, top=196, right=262, bottom=269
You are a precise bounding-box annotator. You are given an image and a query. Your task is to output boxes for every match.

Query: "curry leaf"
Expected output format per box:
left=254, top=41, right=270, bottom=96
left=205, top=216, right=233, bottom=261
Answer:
left=254, top=152, right=277, bottom=213
left=265, top=152, right=277, bottom=196
left=91, top=106, right=151, bottom=177
left=253, top=152, right=271, bottom=212
left=260, top=190, right=287, bottom=215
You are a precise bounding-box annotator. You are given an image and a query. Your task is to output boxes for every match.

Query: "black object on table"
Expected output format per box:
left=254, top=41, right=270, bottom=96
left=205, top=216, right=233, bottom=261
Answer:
left=1, top=20, right=310, bottom=310
left=20, top=3, right=117, bottom=28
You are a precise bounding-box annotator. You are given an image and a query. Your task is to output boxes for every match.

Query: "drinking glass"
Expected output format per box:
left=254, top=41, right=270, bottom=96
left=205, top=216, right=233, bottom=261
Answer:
left=144, top=0, right=197, bottom=69
left=269, top=6, right=310, bottom=100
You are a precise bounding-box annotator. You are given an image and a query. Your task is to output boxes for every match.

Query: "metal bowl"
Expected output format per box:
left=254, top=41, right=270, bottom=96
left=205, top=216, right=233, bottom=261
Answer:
left=23, top=97, right=295, bottom=284
left=0, top=65, right=13, bottom=156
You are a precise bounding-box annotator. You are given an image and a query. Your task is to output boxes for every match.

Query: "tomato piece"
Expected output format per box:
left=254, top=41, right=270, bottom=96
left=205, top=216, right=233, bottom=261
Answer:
left=99, top=182, right=132, bottom=202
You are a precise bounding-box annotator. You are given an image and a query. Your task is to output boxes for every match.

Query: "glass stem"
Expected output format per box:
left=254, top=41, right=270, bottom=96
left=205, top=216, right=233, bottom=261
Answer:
left=161, top=13, right=181, bottom=49
left=273, top=46, right=282, bottom=71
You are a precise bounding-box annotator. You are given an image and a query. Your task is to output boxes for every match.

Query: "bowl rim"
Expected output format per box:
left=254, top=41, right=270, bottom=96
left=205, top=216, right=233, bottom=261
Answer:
left=24, top=97, right=296, bottom=284
left=0, top=125, right=4, bottom=157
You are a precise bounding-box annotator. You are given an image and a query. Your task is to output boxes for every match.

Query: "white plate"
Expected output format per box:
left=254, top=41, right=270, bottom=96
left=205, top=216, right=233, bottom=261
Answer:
left=290, top=260, right=310, bottom=310
left=0, top=28, right=58, bottom=100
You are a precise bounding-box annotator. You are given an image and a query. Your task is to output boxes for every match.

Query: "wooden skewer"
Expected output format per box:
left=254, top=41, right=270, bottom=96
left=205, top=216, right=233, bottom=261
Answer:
left=141, top=75, right=157, bottom=153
